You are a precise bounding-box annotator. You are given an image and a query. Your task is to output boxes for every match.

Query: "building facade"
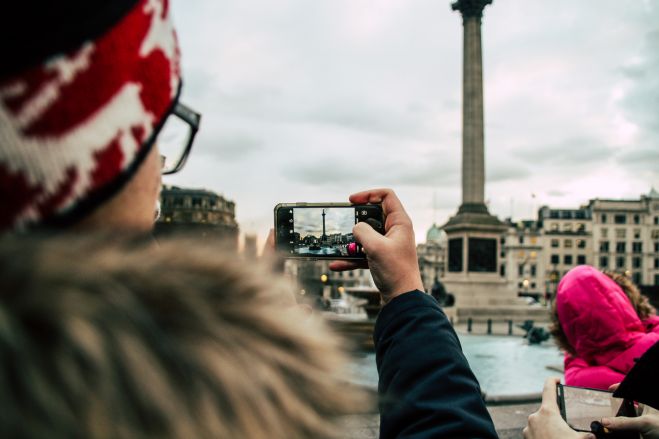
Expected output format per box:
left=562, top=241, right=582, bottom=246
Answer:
left=155, top=185, right=239, bottom=249
left=423, top=190, right=659, bottom=301
left=502, top=220, right=546, bottom=299
left=589, top=191, right=659, bottom=286
left=417, top=223, right=447, bottom=293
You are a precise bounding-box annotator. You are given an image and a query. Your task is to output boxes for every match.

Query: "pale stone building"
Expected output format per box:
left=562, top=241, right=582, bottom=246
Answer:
left=502, top=220, right=546, bottom=300
left=417, top=223, right=447, bottom=293
left=537, top=205, right=593, bottom=295
left=588, top=189, right=659, bottom=286
left=156, top=185, right=239, bottom=249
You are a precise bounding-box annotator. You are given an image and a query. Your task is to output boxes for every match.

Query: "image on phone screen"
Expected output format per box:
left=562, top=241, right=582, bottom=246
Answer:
left=275, top=204, right=383, bottom=259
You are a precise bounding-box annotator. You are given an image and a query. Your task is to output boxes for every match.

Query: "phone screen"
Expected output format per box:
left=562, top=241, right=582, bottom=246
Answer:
left=274, top=204, right=384, bottom=259
left=557, top=384, right=625, bottom=432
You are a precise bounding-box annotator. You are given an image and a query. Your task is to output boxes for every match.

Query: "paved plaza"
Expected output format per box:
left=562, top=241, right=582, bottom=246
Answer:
left=337, top=402, right=541, bottom=439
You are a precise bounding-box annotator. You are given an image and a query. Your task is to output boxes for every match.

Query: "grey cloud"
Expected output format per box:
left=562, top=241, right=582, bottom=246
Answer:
left=487, top=163, right=531, bottom=182
left=512, top=137, right=614, bottom=167
left=619, top=28, right=659, bottom=135
left=547, top=189, right=569, bottom=197
left=194, top=133, right=264, bottom=162
left=284, top=155, right=458, bottom=188
left=617, top=146, right=659, bottom=169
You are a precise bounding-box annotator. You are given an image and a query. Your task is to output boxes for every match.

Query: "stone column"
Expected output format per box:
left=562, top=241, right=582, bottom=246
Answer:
left=452, top=0, right=492, bottom=213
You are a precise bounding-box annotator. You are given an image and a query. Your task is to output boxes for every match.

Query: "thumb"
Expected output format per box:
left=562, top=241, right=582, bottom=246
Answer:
left=353, top=221, right=385, bottom=253
left=602, top=416, right=645, bottom=431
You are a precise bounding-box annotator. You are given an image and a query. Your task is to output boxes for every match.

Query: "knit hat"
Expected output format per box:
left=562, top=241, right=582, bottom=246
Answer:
left=0, top=0, right=181, bottom=231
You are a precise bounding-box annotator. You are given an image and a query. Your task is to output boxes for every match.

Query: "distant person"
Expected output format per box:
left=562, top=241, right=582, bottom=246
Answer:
left=550, top=266, right=659, bottom=389
left=0, top=233, right=364, bottom=438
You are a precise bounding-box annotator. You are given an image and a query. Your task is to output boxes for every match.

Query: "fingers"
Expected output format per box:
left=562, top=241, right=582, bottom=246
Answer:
left=329, top=260, right=368, bottom=271
left=541, top=377, right=562, bottom=411
left=353, top=222, right=385, bottom=254
left=608, top=383, right=620, bottom=392
left=601, top=416, right=647, bottom=431
left=348, top=188, right=412, bottom=230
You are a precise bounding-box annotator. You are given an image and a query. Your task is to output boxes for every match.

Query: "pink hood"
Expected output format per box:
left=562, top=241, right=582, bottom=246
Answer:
left=556, top=266, right=659, bottom=373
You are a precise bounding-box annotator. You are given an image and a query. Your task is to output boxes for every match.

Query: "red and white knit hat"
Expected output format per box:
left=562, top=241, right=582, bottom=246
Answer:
left=0, top=0, right=181, bottom=231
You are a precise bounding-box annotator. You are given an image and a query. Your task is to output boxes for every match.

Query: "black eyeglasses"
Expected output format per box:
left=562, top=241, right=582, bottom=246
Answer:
left=159, top=101, right=202, bottom=174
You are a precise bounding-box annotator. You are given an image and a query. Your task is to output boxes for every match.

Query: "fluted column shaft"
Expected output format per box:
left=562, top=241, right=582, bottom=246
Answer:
left=462, top=16, right=485, bottom=206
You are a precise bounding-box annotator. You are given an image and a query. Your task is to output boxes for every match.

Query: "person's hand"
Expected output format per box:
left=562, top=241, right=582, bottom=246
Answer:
left=602, top=413, right=659, bottom=439
left=329, top=188, right=423, bottom=304
left=523, top=378, right=595, bottom=439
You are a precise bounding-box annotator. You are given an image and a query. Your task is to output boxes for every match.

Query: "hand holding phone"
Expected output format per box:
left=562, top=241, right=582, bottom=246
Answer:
left=557, top=384, right=639, bottom=439
left=328, top=189, right=424, bottom=303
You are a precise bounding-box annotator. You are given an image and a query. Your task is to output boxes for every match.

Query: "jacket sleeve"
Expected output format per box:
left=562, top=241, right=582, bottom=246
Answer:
left=374, top=291, right=498, bottom=439
left=564, top=354, right=625, bottom=390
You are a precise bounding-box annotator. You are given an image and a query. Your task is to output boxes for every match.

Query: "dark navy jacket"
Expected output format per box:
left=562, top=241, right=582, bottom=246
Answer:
left=374, top=291, right=498, bottom=439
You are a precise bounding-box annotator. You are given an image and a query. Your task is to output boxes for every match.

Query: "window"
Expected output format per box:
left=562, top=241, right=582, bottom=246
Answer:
left=614, top=214, right=627, bottom=224
left=634, top=229, right=641, bottom=239
left=633, top=214, right=641, bottom=225
left=531, top=282, right=537, bottom=289
left=519, top=235, right=525, bottom=244
left=577, top=239, right=586, bottom=249
left=577, top=255, right=586, bottom=265
left=632, top=257, right=642, bottom=269
left=632, top=242, right=643, bottom=253
left=600, top=256, right=609, bottom=269
left=518, top=264, right=524, bottom=277
left=551, top=254, right=560, bottom=264
left=655, top=216, right=659, bottom=225
left=616, top=242, right=626, bottom=253
left=632, top=272, right=641, bottom=285
left=448, top=238, right=463, bottom=272
left=551, top=239, right=560, bottom=248
left=616, top=229, right=626, bottom=239
left=564, top=223, right=573, bottom=232
left=655, top=242, right=659, bottom=252
left=564, top=239, right=573, bottom=248
left=600, top=241, right=610, bottom=252
left=616, top=256, right=626, bottom=269
left=500, top=264, right=506, bottom=276
left=601, top=228, right=608, bottom=238
left=551, top=223, right=559, bottom=231
left=655, top=258, right=659, bottom=269
left=531, top=265, right=537, bottom=277
left=577, top=223, right=586, bottom=232
left=468, top=238, right=497, bottom=272
left=564, top=255, right=573, bottom=265
left=601, top=214, right=608, bottom=223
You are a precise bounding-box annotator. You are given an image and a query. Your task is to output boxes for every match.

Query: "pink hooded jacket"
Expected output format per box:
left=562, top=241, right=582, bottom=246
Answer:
left=556, top=265, right=659, bottom=390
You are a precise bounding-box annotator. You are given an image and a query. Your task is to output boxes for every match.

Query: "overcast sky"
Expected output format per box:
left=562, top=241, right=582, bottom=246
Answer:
left=167, top=0, right=659, bottom=246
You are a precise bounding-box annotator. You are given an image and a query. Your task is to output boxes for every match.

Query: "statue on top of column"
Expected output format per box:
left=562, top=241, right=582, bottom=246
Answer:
left=451, top=0, right=493, bottom=19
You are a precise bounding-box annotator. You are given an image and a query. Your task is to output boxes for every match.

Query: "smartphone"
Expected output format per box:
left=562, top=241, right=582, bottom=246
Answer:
left=557, top=384, right=636, bottom=434
left=274, top=203, right=384, bottom=260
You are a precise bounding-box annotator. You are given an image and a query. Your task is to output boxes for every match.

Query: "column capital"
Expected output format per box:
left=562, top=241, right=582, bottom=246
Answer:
left=451, top=0, right=493, bottom=19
